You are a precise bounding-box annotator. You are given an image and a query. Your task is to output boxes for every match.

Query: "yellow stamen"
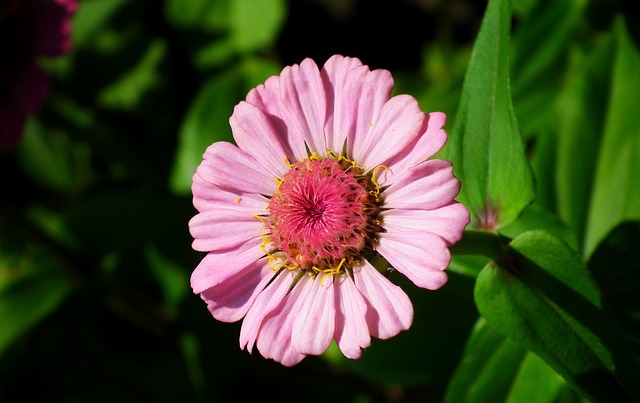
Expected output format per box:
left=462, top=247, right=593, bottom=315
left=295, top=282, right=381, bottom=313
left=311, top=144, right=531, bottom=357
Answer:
left=370, top=164, right=388, bottom=198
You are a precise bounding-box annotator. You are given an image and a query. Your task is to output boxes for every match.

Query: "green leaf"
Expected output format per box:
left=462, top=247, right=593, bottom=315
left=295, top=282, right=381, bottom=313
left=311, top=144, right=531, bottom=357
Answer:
left=98, top=39, right=167, bottom=110
left=164, top=0, right=229, bottom=31
left=510, top=0, right=586, bottom=137
left=584, top=20, right=640, bottom=258
left=555, top=35, right=615, bottom=250
left=144, top=245, right=189, bottom=310
left=169, top=58, right=281, bottom=194
left=529, top=125, right=556, bottom=212
left=71, top=0, right=129, bottom=46
left=447, top=254, right=490, bottom=278
left=444, top=318, right=527, bottom=403
left=445, top=318, right=571, bottom=403
left=169, top=69, right=243, bottom=195
left=447, top=0, right=535, bottom=230
left=499, top=203, right=579, bottom=252
left=229, top=0, right=286, bottom=53
left=17, top=119, right=93, bottom=195
left=0, top=246, right=73, bottom=356
left=475, top=230, right=640, bottom=402
left=505, top=350, right=568, bottom=403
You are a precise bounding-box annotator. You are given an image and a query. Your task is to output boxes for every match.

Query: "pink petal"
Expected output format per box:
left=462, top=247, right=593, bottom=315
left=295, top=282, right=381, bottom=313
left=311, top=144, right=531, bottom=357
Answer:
left=246, top=75, right=308, bottom=162
left=383, top=159, right=461, bottom=210
left=381, top=203, right=470, bottom=245
left=239, top=269, right=298, bottom=353
left=291, top=274, right=336, bottom=355
left=354, top=94, right=426, bottom=171
left=320, top=55, right=364, bottom=152
left=190, top=238, right=264, bottom=294
left=377, top=231, right=450, bottom=290
left=196, top=141, right=276, bottom=196
left=353, top=261, right=413, bottom=339
left=192, top=174, right=268, bottom=214
left=343, top=66, right=394, bottom=160
left=378, top=112, right=448, bottom=185
left=189, top=209, right=263, bottom=252
left=334, top=274, right=371, bottom=359
left=280, top=58, right=328, bottom=155
left=199, top=259, right=274, bottom=322
left=254, top=274, right=309, bottom=366
left=230, top=101, right=292, bottom=179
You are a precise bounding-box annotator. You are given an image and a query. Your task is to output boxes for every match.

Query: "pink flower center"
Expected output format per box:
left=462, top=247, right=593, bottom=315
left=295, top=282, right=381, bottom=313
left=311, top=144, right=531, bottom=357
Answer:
left=266, top=157, right=382, bottom=273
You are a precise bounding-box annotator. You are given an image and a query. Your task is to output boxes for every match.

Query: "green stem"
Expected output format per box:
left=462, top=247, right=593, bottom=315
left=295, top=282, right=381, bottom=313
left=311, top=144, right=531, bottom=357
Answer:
left=450, top=230, right=511, bottom=260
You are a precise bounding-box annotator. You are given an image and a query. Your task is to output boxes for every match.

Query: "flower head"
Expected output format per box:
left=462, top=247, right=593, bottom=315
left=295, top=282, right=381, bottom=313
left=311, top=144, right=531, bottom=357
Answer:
left=189, top=55, right=470, bottom=366
left=0, top=0, right=77, bottom=151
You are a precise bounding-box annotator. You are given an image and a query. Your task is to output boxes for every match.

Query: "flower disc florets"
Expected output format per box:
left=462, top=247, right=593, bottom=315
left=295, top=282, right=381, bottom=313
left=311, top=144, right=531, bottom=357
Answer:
left=265, top=154, right=383, bottom=276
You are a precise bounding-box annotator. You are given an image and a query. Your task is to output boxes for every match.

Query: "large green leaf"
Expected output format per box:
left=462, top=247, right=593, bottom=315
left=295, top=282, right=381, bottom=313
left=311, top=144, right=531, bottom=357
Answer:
left=447, top=0, right=535, bottom=230
left=584, top=20, right=640, bottom=258
left=475, top=230, right=640, bottom=402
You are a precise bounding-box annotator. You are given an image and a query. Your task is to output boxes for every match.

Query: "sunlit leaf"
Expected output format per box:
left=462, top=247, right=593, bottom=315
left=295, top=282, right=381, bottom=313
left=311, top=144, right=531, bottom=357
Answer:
left=447, top=0, right=535, bottom=230
left=584, top=20, right=640, bottom=258
left=475, top=230, right=640, bottom=402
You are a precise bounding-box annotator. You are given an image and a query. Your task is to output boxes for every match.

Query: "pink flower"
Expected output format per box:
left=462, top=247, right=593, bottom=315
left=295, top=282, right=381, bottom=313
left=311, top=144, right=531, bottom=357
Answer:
left=190, top=55, right=470, bottom=366
left=0, top=0, right=78, bottom=151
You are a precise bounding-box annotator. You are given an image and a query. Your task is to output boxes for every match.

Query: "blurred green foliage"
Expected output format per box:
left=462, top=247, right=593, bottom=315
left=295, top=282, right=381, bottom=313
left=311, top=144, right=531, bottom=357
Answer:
left=1, top=0, right=639, bottom=402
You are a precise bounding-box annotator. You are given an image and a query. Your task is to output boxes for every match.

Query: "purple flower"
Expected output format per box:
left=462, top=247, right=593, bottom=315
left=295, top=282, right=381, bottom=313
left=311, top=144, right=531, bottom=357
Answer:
left=190, top=55, right=470, bottom=366
left=0, top=0, right=77, bottom=151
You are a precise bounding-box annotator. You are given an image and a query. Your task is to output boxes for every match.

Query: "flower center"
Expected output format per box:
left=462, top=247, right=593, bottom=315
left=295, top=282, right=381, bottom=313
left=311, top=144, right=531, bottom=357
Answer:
left=265, top=156, right=382, bottom=275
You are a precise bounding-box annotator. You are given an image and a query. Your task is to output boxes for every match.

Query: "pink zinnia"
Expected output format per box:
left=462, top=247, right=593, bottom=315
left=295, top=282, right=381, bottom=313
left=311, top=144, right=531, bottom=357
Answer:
left=190, top=55, right=469, bottom=366
left=0, top=0, right=77, bottom=151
